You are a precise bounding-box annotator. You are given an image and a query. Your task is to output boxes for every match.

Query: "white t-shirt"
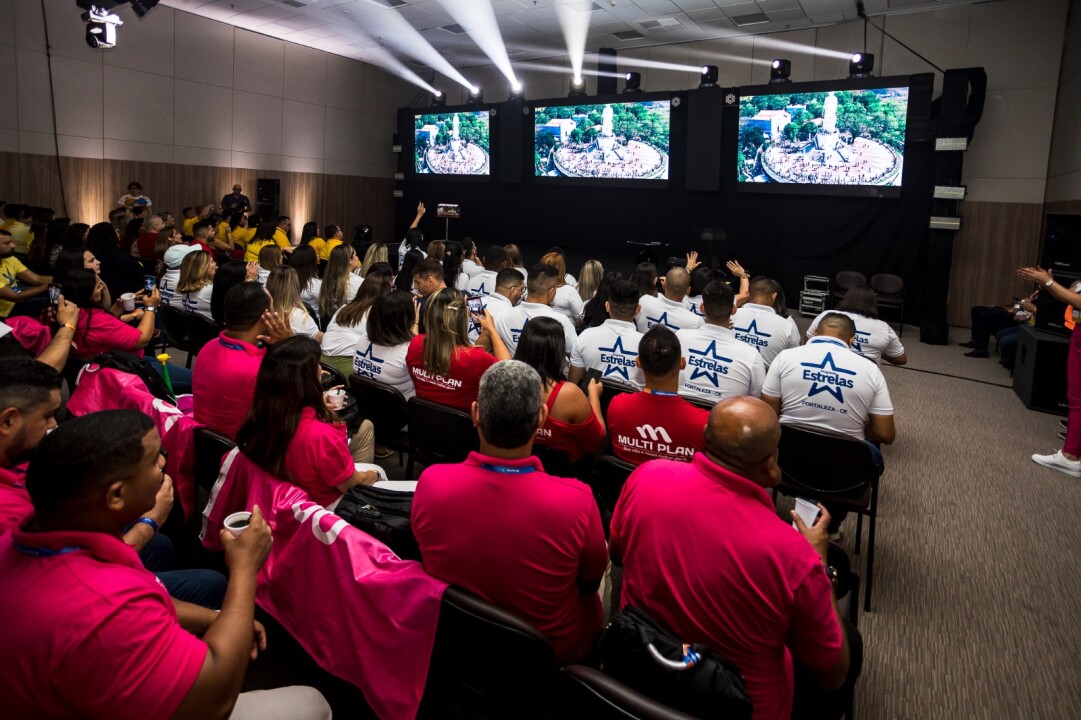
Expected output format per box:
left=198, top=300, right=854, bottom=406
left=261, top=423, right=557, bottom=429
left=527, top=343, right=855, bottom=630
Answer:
left=806, top=310, right=905, bottom=365
left=465, top=270, right=499, bottom=296
left=256, top=268, right=270, bottom=286
left=762, top=336, right=893, bottom=442
left=676, top=323, right=764, bottom=403
left=321, top=307, right=368, bottom=357
left=494, top=300, right=578, bottom=355
left=571, top=319, right=644, bottom=390
left=287, top=306, right=320, bottom=338
left=686, top=294, right=706, bottom=319
left=468, top=292, right=515, bottom=345
left=176, top=285, right=214, bottom=322
left=301, top=277, right=322, bottom=316
left=352, top=334, right=414, bottom=398
left=551, top=284, right=585, bottom=323
left=564, top=272, right=577, bottom=289
left=636, top=294, right=703, bottom=334
left=461, top=258, right=484, bottom=278
left=730, top=302, right=801, bottom=369
left=452, top=271, right=470, bottom=291
left=158, top=269, right=180, bottom=305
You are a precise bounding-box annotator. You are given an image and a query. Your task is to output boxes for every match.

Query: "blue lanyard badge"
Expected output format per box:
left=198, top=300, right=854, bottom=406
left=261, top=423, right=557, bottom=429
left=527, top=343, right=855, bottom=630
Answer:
left=218, top=337, right=245, bottom=351
left=13, top=542, right=83, bottom=558
left=481, top=463, right=537, bottom=475
left=648, top=389, right=678, bottom=397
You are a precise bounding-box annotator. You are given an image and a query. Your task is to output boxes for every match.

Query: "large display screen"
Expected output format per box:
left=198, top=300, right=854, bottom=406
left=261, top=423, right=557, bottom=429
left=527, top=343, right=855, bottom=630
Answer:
left=414, top=110, right=490, bottom=176
left=534, top=100, right=670, bottom=181
left=737, top=86, right=908, bottom=194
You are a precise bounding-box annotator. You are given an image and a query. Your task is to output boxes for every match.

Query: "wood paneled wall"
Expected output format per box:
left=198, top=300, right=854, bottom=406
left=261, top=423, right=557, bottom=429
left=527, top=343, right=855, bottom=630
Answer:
left=0, top=152, right=397, bottom=245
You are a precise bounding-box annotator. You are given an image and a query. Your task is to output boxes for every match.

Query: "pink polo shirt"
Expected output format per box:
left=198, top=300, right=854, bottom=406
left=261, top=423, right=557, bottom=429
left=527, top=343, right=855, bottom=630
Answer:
left=0, top=464, right=31, bottom=534
left=413, top=452, right=608, bottom=663
left=610, top=454, right=843, bottom=720
left=71, top=308, right=143, bottom=359
left=0, top=520, right=208, bottom=718
left=193, top=332, right=265, bottom=439
left=283, top=407, right=355, bottom=507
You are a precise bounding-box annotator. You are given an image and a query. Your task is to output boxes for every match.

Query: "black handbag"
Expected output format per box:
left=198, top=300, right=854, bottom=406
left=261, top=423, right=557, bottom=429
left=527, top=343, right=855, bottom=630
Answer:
left=335, top=485, right=421, bottom=561
left=599, top=605, right=753, bottom=719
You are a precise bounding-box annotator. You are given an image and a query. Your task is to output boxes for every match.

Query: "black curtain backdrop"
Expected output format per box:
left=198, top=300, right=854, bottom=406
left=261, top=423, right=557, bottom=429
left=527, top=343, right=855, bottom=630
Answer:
left=396, top=83, right=935, bottom=324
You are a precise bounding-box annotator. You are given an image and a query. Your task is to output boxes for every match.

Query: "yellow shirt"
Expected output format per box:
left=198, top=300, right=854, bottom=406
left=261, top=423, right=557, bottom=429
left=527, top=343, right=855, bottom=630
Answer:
left=2, top=220, right=31, bottom=256
left=182, top=217, right=198, bottom=237
left=215, top=221, right=231, bottom=245
left=0, top=255, right=28, bottom=317
left=244, top=239, right=275, bottom=263
left=307, top=237, right=326, bottom=258
left=273, top=228, right=291, bottom=249
left=320, top=238, right=343, bottom=261
left=232, top=226, right=256, bottom=248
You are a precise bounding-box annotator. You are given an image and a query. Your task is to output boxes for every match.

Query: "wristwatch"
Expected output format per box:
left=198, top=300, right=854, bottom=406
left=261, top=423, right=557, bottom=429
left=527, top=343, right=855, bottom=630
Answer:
left=1045, top=278, right=1054, bottom=287
left=824, top=564, right=839, bottom=587
left=144, top=306, right=158, bottom=313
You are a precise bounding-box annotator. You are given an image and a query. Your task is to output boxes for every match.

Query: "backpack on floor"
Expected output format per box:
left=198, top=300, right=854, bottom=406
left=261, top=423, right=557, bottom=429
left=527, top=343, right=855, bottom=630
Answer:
left=335, top=485, right=421, bottom=561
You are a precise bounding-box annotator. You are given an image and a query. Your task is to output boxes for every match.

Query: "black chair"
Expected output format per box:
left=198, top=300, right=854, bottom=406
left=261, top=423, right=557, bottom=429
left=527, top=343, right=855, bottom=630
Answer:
left=348, top=374, right=411, bottom=460
left=186, top=313, right=222, bottom=357
left=532, top=445, right=577, bottom=479
left=590, top=454, right=637, bottom=538
left=158, top=305, right=195, bottom=368
left=686, top=395, right=715, bottom=412
left=870, top=273, right=905, bottom=336
left=557, top=665, right=697, bottom=720
left=831, top=271, right=867, bottom=306
left=772, top=425, right=881, bottom=612
left=320, top=361, right=350, bottom=391
left=422, top=585, right=559, bottom=718
left=600, top=379, right=635, bottom=418
left=192, top=427, right=236, bottom=495
left=406, top=396, right=479, bottom=478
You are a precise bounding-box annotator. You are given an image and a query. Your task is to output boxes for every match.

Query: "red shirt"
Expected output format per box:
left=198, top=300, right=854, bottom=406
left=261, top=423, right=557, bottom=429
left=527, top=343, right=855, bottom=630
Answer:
left=283, top=407, right=355, bottom=507
left=534, top=381, right=606, bottom=463
left=135, top=231, right=158, bottom=260
left=0, top=464, right=31, bottom=534
left=405, top=336, right=497, bottom=411
left=72, top=308, right=143, bottom=359
left=606, top=391, right=708, bottom=465
left=413, top=452, right=608, bottom=663
left=193, top=333, right=265, bottom=439
left=610, top=454, right=843, bottom=720
left=0, top=521, right=208, bottom=718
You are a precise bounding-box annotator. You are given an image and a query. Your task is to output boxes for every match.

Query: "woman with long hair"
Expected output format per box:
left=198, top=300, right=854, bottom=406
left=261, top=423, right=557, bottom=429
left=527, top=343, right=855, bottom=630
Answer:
left=504, top=243, right=527, bottom=280
left=27, top=214, right=66, bottom=274
left=395, top=248, right=425, bottom=294
left=152, top=226, right=182, bottom=277
left=236, top=336, right=378, bottom=506
left=289, top=244, right=322, bottom=316
left=540, top=251, right=584, bottom=323
left=171, top=250, right=217, bottom=321
left=425, top=240, right=445, bottom=262
left=353, top=290, right=418, bottom=398
left=441, top=241, right=468, bottom=291
left=576, top=260, right=604, bottom=303
left=579, top=271, right=623, bottom=331
left=54, top=247, right=123, bottom=318
left=299, top=220, right=326, bottom=258
left=631, top=261, right=659, bottom=299
left=210, top=260, right=258, bottom=327
left=513, top=316, right=605, bottom=463
left=321, top=262, right=393, bottom=376
left=266, top=266, right=322, bottom=342
left=243, top=221, right=280, bottom=262
left=120, top=218, right=143, bottom=254
left=61, top=222, right=90, bottom=252
left=397, top=202, right=426, bottom=271
left=86, top=221, right=145, bottom=298
left=362, top=242, right=388, bottom=270
left=318, top=244, right=362, bottom=322
left=405, top=287, right=510, bottom=411
left=807, top=285, right=907, bottom=366
left=256, top=244, right=281, bottom=285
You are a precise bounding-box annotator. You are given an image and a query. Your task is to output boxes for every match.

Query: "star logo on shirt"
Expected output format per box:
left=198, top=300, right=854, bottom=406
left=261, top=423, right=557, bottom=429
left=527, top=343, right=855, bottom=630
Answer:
left=646, top=312, right=677, bottom=330
left=733, top=318, right=772, bottom=338
left=597, top=336, right=638, bottom=381
left=474, top=282, right=487, bottom=295
left=511, top=316, right=531, bottom=342
left=852, top=330, right=871, bottom=354
left=799, top=352, right=856, bottom=403
left=355, top=343, right=384, bottom=364
left=688, top=340, right=733, bottom=386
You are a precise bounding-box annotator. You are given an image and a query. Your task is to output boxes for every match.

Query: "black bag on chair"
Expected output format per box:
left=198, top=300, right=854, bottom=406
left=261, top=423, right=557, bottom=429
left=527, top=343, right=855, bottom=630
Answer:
left=334, top=485, right=421, bottom=561
left=599, top=605, right=753, bottom=719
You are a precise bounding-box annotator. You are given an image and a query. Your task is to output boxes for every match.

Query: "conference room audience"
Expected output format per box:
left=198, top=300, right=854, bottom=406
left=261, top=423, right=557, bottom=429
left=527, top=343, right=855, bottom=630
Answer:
left=362, top=241, right=388, bottom=270
left=159, top=243, right=200, bottom=304
left=607, top=325, right=709, bottom=465
left=55, top=246, right=116, bottom=315
left=321, top=262, right=393, bottom=376
left=244, top=221, right=281, bottom=262
left=480, top=268, right=525, bottom=322
left=2, top=203, right=33, bottom=256
left=289, top=244, right=322, bottom=318
left=121, top=217, right=142, bottom=255
left=677, top=280, right=764, bottom=403
left=631, top=261, right=658, bottom=299
left=504, top=243, right=528, bottom=280
left=959, top=288, right=1038, bottom=359
left=578, top=271, right=622, bottom=331
left=152, top=224, right=183, bottom=276
left=0, top=229, right=51, bottom=319
left=320, top=224, right=345, bottom=261
left=299, top=221, right=325, bottom=258
left=547, top=246, right=577, bottom=288
left=442, top=240, right=469, bottom=291
left=610, top=397, right=860, bottom=720
left=731, top=276, right=802, bottom=368
left=0, top=409, right=332, bottom=719
left=266, top=267, right=322, bottom=342
left=576, top=259, right=604, bottom=304
left=636, top=266, right=702, bottom=333
left=460, top=237, right=482, bottom=278
left=257, top=244, right=282, bottom=286
left=541, top=251, right=585, bottom=323
left=209, top=261, right=258, bottom=327
left=515, top=318, right=606, bottom=463
left=412, top=360, right=607, bottom=664
left=133, top=214, right=163, bottom=261
left=273, top=216, right=292, bottom=248
left=396, top=248, right=425, bottom=294
left=170, top=250, right=217, bottom=321
left=237, top=336, right=377, bottom=508
left=425, top=240, right=445, bottom=262
left=806, top=285, right=907, bottom=365
left=317, top=245, right=361, bottom=324
left=570, top=278, right=645, bottom=390
left=397, top=201, right=426, bottom=271
left=352, top=291, right=418, bottom=399
left=494, top=263, right=579, bottom=355
left=465, top=245, right=508, bottom=296
left=411, top=257, right=447, bottom=334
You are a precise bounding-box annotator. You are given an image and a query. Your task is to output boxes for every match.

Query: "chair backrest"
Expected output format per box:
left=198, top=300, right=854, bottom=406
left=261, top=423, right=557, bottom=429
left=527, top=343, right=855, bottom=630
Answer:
left=532, top=445, right=576, bottom=479
left=600, top=379, right=634, bottom=419
left=685, top=395, right=714, bottom=412
left=591, top=454, right=637, bottom=536
left=834, top=271, right=867, bottom=292
left=407, top=396, right=479, bottom=466
left=320, top=361, right=350, bottom=391
left=186, top=314, right=221, bottom=356
left=348, top=374, right=410, bottom=446
left=870, top=272, right=905, bottom=297
left=559, top=665, right=697, bottom=720
left=776, top=425, right=878, bottom=496
left=425, top=585, right=559, bottom=714
left=193, top=427, right=237, bottom=493
left=158, top=305, right=191, bottom=349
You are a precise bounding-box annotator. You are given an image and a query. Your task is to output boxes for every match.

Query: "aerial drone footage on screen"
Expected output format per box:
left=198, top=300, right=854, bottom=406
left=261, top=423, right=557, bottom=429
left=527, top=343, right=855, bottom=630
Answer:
left=414, top=110, right=491, bottom=176
left=737, top=85, right=909, bottom=193
left=534, top=99, right=671, bottom=181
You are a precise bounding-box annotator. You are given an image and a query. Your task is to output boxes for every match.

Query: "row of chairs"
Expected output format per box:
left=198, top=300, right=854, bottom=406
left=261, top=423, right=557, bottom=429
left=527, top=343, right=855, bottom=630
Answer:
left=833, top=271, right=906, bottom=335
left=157, top=305, right=222, bottom=367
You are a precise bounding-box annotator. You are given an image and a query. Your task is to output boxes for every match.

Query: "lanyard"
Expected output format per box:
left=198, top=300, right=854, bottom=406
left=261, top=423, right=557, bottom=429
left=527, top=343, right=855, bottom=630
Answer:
left=647, top=389, right=678, bottom=397
left=481, top=463, right=537, bottom=475
left=218, top=337, right=246, bottom=351
left=13, top=542, right=84, bottom=558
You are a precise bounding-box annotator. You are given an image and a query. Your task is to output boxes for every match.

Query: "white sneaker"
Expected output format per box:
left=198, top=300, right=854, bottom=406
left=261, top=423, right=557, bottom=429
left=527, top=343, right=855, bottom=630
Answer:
left=1032, top=450, right=1081, bottom=478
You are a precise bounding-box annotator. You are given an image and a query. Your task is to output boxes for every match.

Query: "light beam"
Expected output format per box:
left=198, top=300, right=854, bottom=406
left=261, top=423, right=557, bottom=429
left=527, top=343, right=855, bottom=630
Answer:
left=436, top=0, right=519, bottom=86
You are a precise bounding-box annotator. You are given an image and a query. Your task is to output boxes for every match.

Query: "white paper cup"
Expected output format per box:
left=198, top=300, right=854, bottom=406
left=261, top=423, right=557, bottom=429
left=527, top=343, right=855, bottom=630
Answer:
left=121, top=293, right=136, bottom=311
left=224, top=511, right=252, bottom=536
left=325, top=388, right=347, bottom=410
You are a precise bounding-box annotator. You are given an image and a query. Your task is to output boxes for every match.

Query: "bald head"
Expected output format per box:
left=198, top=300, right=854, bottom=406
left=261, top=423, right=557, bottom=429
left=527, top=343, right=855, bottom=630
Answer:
left=815, top=312, right=856, bottom=343
left=664, top=267, right=691, bottom=300
left=704, top=397, right=781, bottom=487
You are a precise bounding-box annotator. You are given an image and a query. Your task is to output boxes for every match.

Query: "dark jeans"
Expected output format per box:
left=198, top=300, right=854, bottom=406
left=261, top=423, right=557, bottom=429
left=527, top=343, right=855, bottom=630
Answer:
left=791, top=616, right=864, bottom=720
left=997, top=326, right=1020, bottom=368
left=144, top=358, right=194, bottom=395
left=969, top=306, right=1016, bottom=352
left=825, top=441, right=883, bottom=533
left=139, top=533, right=227, bottom=609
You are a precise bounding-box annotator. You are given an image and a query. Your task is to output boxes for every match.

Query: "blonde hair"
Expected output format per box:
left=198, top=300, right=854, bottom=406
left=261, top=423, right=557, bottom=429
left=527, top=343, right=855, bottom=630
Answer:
left=258, top=244, right=282, bottom=270
left=504, top=243, right=524, bottom=268
left=422, top=288, right=470, bottom=376
left=426, top=240, right=446, bottom=261
left=539, top=252, right=567, bottom=287
left=319, top=244, right=358, bottom=320
left=362, top=242, right=388, bottom=269
left=577, top=259, right=604, bottom=302
left=265, top=266, right=306, bottom=317
left=176, top=250, right=214, bottom=293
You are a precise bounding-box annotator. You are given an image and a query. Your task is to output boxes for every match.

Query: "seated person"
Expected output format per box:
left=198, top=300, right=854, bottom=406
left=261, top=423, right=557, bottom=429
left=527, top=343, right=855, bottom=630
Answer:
left=610, top=397, right=860, bottom=720
left=0, top=228, right=52, bottom=318
left=677, top=280, right=764, bottom=403
left=353, top=291, right=417, bottom=399
left=806, top=285, right=907, bottom=365
left=237, top=336, right=377, bottom=508
left=514, top=317, right=605, bottom=463
left=412, top=361, right=607, bottom=663
left=607, top=326, right=709, bottom=465
left=321, top=262, right=393, bottom=377
left=0, top=409, right=331, bottom=719
left=539, top=251, right=584, bottom=324
left=494, top=263, right=579, bottom=355
left=158, top=241, right=200, bottom=305
left=266, top=266, right=322, bottom=342
left=636, top=266, right=702, bottom=334
left=405, top=288, right=510, bottom=411
left=730, top=276, right=802, bottom=369
left=569, top=278, right=645, bottom=390
left=318, top=244, right=363, bottom=324
left=256, top=243, right=282, bottom=286
left=193, top=281, right=292, bottom=439
left=960, top=289, right=1038, bottom=358
left=169, top=250, right=217, bottom=321
left=480, top=268, right=525, bottom=323
left=465, top=245, right=508, bottom=296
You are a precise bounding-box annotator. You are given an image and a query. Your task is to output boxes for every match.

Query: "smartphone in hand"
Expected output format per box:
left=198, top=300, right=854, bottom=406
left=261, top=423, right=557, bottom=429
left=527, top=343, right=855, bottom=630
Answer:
left=466, top=294, right=484, bottom=318
left=47, top=283, right=62, bottom=310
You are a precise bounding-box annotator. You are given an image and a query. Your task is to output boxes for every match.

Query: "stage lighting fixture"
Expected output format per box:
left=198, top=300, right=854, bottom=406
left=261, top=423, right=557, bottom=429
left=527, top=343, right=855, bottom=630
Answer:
left=770, top=59, right=791, bottom=84
left=82, top=6, right=122, bottom=49
left=624, top=71, right=642, bottom=94
left=568, top=76, right=586, bottom=97
left=509, top=81, right=524, bottom=100
left=466, top=86, right=483, bottom=105
left=700, top=65, right=719, bottom=88
left=431, top=90, right=446, bottom=107
left=849, top=52, right=874, bottom=78
left=129, top=0, right=160, bottom=18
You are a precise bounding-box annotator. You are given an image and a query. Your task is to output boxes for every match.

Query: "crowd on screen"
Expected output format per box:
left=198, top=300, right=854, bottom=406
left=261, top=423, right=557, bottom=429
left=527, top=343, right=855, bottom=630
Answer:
left=0, top=187, right=920, bottom=719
